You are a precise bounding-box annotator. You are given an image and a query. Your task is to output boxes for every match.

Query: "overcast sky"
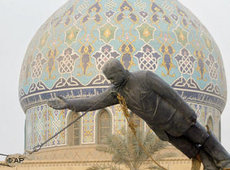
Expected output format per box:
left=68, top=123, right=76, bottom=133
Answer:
left=0, top=0, right=229, bottom=161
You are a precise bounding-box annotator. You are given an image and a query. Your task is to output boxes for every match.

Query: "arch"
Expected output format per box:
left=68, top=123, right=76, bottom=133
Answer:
left=67, top=111, right=81, bottom=146
left=97, top=109, right=112, bottom=144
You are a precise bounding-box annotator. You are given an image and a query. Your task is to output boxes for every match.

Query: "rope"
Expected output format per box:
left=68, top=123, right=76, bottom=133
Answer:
left=117, top=93, right=167, bottom=170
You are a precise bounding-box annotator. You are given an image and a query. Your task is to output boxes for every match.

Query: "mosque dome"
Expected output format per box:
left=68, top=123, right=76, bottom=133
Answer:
left=19, top=0, right=227, bottom=159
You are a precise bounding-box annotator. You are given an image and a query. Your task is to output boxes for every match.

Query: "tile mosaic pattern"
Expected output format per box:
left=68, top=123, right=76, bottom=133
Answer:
left=47, top=109, right=67, bottom=146
left=19, top=0, right=227, bottom=113
left=82, top=111, right=95, bottom=144
left=25, top=103, right=221, bottom=149
left=25, top=105, right=67, bottom=150
left=22, top=0, right=226, bottom=149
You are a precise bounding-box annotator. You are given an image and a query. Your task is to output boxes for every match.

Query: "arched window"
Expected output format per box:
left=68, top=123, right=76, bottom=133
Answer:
left=67, top=112, right=81, bottom=145
left=98, top=109, right=111, bottom=144
left=206, top=116, right=214, bottom=132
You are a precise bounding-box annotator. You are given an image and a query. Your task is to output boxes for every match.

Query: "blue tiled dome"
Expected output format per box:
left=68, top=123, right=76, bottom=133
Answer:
left=19, top=0, right=227, bottom=150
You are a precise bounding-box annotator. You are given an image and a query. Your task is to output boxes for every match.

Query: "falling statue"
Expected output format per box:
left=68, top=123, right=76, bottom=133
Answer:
left=48, top=58, right=230, bottom=170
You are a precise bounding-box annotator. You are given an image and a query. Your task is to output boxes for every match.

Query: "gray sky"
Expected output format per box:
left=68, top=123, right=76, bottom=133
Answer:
left=0, top=0, right=229, bottom=161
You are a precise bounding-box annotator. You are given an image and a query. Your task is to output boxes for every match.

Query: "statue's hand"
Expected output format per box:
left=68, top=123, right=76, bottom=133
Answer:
left=47, top=96, right=69, bottom=110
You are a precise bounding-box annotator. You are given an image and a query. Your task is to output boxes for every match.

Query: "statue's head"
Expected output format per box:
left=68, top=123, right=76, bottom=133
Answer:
left=102, top=59, right=128, bottom=86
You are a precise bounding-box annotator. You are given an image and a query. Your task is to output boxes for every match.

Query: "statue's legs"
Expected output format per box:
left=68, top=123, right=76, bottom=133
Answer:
left=202, top=133, right=230, bottom=169
left=167, top=134, right=219, bottom=170
left=149, top=121, right=230, bottom=169
left=166, top=134, right=198, bottom=158
left=199, top=150, right=219, bottom=170
left=184, top=122, right=230, bottom=169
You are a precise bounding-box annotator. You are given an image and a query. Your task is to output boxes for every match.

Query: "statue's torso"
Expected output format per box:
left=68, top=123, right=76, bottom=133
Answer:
left=112, top=71, right=196, bottom=139
left=117, top=72, right=176, bottom=126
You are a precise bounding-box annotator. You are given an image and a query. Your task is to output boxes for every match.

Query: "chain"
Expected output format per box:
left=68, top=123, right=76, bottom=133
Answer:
left=117, top=93, right=167, bottom=170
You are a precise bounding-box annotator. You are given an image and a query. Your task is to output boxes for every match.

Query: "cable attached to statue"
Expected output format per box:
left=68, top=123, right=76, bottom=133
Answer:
left=0, top=92, right=113, bottom=167
left=0, top=91, right=166, bottom=169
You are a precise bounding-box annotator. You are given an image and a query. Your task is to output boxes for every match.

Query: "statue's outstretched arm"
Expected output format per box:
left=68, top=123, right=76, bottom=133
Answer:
left=48, top=87, right=118, bottom=112
left=146, top=71, right=196, bottom=117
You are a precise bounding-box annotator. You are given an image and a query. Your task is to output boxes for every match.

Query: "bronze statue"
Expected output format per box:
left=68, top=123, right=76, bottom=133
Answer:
left=48, top=58, right=230, bottom=170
